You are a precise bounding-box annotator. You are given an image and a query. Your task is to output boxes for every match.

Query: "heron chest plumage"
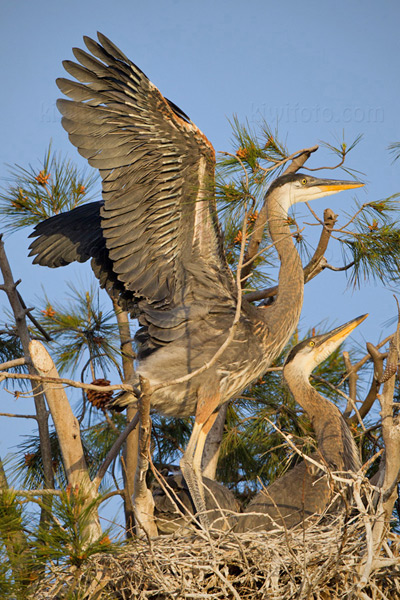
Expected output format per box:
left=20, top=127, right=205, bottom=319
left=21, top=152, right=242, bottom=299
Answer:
left=137, top=308, right=272, bottom=417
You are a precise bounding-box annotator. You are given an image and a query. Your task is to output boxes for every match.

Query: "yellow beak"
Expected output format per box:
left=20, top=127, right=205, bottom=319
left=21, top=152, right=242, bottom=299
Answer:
left=319, top=181, right=364, bottom=192
left=324, top=314, right=368, bottom=345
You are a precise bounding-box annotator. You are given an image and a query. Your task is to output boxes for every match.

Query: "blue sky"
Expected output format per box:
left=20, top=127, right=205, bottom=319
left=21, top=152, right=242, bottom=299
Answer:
left=0, top=0, right=399, bottom=527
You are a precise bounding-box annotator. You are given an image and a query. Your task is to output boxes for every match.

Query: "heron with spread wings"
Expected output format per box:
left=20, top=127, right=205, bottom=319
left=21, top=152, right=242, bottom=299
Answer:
left=29, top=33, right=364, bottom=523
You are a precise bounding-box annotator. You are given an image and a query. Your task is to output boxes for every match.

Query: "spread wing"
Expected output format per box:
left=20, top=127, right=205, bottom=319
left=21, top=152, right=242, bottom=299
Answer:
left=28, top=201, right=135, bottom=311
left=54, top=33, right=234, bottom=309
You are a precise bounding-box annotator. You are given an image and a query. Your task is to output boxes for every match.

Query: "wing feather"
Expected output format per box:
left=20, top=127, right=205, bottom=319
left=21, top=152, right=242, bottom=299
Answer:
left=56, top=33, right=232, bottom=306
left=30, top=33, right=237, bottom=353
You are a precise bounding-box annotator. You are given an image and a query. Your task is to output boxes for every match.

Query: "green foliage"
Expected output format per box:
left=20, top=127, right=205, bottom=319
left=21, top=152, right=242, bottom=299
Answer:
left=0, top=486, right=116, bottom=598
left=215, top=120, right=373, bottom=292
left=37, top=281, right=121, bottom=377
left=13, top=411, right=128, bottom=493
left=152, top=416, right=193, bottom=466
left=13, top=430, right=97, bottom=491
left=0, top=487, right=31, bottom=598
left=33, top=488, right=115, bottom=568
left=319, top=133, right=364, bottom=179
left=0, top=331, right=22, bottom=363
left=216, top=117, right=287, bottom=218
left=0, top=143, right=99, bottom=233
left=215, top=118, right=290, bottom=290
left=340, top=195, right=400, bottom=286
left=389, top=141, right=400, bottom=163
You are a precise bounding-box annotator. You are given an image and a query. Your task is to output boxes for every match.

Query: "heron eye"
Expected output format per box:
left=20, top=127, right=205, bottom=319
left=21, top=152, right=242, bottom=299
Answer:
left=301, top=178, right=307, bottom=185
left=309, top=341, right=315, bottom=347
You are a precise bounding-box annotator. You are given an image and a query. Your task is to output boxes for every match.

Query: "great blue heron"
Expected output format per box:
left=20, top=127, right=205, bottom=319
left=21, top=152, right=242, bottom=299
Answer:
left=235, top=315, right=366, bottom=533
left=153, top=473, right=239, bottom=534
left=28, top=33, right=364, bottom=522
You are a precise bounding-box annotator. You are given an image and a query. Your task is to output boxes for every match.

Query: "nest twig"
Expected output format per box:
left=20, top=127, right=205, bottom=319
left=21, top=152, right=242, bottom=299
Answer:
left=30, top=482, right=400, bottom=600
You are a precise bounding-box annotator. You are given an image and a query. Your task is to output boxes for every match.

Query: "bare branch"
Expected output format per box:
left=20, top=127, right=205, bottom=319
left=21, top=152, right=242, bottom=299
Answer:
left=342, top=351, right=358, bottom=416
left=0, top=357, right=27, bottom=371
left=0, top=235, right=54, bottom=497
left=368, top=306, right=400, bottom=568
left=324, top=262, right=355, bottom=273
left=0, top=412, right=37, bottom=419
left=30, top=339, right=102, bottom=542
left=0, top=370, right=134, bottom=393
left=281, top=145, right=319, bottom=175
left=12, top=489, right=63, bottom=497
left=347, top=343, right=384, bottom=424
left=113, top=300, right=139, bottom=538
left=304, top=155, right=346, bottom=172
left=133, top=376, right=158, bottom=538
left=93, top=413, right=139, bottom=490
left=16, top=291, right=52, bottom=342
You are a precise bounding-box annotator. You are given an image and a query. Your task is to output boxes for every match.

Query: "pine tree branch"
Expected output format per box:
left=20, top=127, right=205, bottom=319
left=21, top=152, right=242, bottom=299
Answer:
left=0, top=457, right=32, bottom=587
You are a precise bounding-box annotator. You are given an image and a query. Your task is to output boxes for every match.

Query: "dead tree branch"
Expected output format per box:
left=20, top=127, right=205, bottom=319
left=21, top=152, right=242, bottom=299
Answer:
left=0, top=370, right=134, bottom=393
left=93, top=413, right=139, bottom=490
left=133, top=376, right=158, bottom=538
left=362, top=307, right=400, bottom=580
left=113, top=300, right=139, bottom=538
left=347, top=343, right=385, bottom=424
left=0, top=236, right=54, bottom=507
left=0, top=357, right=27, bottom=371
left=29, top=339, right=102, bottom=542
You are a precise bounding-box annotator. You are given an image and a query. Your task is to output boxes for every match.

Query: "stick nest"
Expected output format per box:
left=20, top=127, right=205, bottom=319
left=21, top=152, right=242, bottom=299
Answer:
left=32, top=511, right=400, bottom=600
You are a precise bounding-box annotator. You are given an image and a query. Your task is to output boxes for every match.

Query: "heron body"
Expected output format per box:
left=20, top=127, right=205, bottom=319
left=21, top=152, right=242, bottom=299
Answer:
left=235, top=315, right=366, bottom=533
left=153, top=473, right=239, bottom=534
left=28, top=33, right=364, bottom=522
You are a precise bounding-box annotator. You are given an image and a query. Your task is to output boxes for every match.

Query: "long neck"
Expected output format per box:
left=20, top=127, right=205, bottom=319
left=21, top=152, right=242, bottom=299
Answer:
left=283, top=364, right=361, bottom=472
left=263, top=187, right=304, bottom=342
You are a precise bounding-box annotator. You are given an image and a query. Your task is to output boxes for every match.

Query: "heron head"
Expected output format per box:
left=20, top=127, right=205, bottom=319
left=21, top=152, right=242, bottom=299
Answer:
left=268, top=173, right=364, bottom=207
left=284, top=314, right=368, bottom=378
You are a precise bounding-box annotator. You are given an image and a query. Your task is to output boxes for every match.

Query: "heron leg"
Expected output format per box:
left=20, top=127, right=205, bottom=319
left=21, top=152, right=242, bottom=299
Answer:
left=180, top=392, right=220, bottom=529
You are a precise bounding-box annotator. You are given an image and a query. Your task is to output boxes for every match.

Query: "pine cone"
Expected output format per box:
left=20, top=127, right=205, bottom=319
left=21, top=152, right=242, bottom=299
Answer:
left=380, top=362, right=398, bottom=383
left=86, top=378, right=113, bottom=410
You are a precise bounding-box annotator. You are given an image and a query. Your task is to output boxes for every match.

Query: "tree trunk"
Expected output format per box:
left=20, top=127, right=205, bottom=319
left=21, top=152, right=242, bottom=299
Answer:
left=113, top=301, right=139, bottom=537
left=134, top=377, right=158, bottom=538
left=0, top=237, right=54, bottom=527
left=29, top=340, right=102, bottom=544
